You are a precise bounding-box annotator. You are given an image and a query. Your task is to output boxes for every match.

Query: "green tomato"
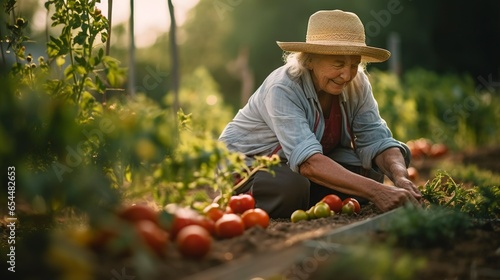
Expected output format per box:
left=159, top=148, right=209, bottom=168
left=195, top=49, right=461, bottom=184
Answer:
left=313, top=203, right=331, bottom=218
left=341, top=201, right=355, bottom=215
left=306, top=206, right=316, bottom=219
left=291, top=210, right=308, bottom=223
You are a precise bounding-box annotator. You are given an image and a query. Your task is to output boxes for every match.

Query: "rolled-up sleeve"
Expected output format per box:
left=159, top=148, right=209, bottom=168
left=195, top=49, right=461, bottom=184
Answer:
left=261, top=84, right=322, bottom=172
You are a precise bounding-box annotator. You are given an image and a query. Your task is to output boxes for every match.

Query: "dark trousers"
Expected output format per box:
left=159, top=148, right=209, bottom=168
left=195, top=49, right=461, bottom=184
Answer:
left=234, top=162, right=385, bottom=219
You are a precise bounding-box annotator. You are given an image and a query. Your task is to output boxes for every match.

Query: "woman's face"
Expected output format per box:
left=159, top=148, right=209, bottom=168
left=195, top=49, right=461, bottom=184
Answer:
left=308, top=54, right=361, bottom=95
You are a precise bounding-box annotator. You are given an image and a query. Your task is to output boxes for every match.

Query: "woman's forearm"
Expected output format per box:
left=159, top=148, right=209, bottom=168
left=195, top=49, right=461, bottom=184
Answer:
left=374, top=147, right=422, bottom=199
left=299, top=153, right=382, bottom=200
left=374, top=147, right=408, bottom=182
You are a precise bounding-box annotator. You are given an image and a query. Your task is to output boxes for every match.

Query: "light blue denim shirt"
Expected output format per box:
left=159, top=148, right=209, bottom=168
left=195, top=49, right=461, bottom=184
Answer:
left=219, top=64, right=406, bottom=173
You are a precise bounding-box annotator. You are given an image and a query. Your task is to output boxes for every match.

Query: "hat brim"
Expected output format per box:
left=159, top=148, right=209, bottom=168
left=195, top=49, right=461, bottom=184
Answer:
left=276, top=41, right=391, bottom=63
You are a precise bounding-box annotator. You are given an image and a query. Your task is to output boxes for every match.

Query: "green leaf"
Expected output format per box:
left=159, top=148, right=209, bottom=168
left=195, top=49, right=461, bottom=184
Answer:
left=64, top=65, right=74, bottom=80
left=71, top=14, right=82, bottom=29
left=76, top=66, right=87, bottom=75
left=95, top=76, right=106, bottom=94
left=106, top=68, right=116, bottom=87
left=74, top=31, right=87, bottom=45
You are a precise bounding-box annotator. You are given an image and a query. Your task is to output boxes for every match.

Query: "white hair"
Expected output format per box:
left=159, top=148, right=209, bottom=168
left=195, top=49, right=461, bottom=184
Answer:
left=282, top=52, right=312, bottom=79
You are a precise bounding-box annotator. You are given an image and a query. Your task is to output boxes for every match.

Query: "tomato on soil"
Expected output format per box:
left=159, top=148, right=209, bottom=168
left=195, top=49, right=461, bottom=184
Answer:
left=313, top=202, right=332, bottom=218
left=135, top=220, right=169, bottom=257
left=342, top=198, right=361, bottom=214
left=215, top=213, right=245, bottom=238
left=228, top=194, right=255, bottom=214
left=176, top=225, right=212, bottom=259
left=118, top=204, right=158, bottom=224
left=341, top=201, right=356, bottom=215
left=241, top=208, right=270, bottom=229
left=168, top=207, right=203, bottom=239
left=291, top=210, right=308, bottom=223
left=203, top=203, right=225, bottom=222
left=196, top=216, right=216, bottom=236
left=321, top=194, right=343, bottom=213
left=306, top=206, right=316, bottom=219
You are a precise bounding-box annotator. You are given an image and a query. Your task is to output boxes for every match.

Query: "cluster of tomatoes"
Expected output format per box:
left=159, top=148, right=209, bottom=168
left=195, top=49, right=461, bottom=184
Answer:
left=407, top=138, right=448, bottom=160
left=88, top=194, right=269, bottom=260
left=290, top=194, right=361, bottom=223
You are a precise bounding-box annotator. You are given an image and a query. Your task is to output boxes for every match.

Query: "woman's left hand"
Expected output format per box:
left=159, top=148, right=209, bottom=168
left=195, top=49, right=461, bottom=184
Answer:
left=393, top=176, right=422, bottom=201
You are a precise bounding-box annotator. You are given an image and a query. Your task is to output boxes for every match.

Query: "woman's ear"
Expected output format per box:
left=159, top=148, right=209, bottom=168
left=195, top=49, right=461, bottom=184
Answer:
left=306, top=55, right=314, bottom=70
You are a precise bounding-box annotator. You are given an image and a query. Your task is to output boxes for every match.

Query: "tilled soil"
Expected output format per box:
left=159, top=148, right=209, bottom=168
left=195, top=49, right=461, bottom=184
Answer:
left=2, top=203, right=499, bottom=280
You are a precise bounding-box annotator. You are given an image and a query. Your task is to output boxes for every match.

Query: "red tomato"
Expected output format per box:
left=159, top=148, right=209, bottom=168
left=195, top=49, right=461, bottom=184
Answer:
left=342, top=198, right=361, bottom=214
left=176, top=225, right=212, bottom=259
left=168, top=207, right=201, bottom=239
left=321, top=194, right=343, bottom=214
left=203, top=203, right=225, bottom=222
left=196, top=216, right=215, bottom=236
left=215, top=213, right=245, bottom=238
left=241, top=208, right=270, bottom=229
left=341, top=201, right=355, bottom=215
left=135, top=220, right=169, bottom=257
left=118, top=204, right=158, bottom=224
left=429, top=143, right=448, bottom=158
left=228, top=194, right=255, bottom=214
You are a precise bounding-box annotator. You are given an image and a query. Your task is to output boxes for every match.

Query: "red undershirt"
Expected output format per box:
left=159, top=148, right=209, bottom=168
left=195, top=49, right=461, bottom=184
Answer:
left=320, top=95, right=342, bottom=154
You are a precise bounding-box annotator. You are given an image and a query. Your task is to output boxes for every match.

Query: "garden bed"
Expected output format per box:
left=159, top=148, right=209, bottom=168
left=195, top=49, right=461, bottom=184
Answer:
left=93, top=204, right=500, bottom=280
left=4, top=202, right=498, bottom=280
left=93, top=204, right=383, bottom=280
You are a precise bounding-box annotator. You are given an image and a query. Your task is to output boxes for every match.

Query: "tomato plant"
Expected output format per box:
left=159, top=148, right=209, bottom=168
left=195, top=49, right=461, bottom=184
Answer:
left=176, top=225, right=212, bottom=259
left=321, top=194, right=343, bottom=213
left=228, top=194, right=255, bottom=214
left=215, top=213, right=245, bottom=238
left=343, top=198, right=361, bottom=214
left=241, top=208, right=270, bottom=229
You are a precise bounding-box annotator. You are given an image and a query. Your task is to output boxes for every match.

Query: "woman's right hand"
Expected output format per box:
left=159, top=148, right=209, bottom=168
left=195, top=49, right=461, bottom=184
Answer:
left=370, top=185, right=421, bottom=212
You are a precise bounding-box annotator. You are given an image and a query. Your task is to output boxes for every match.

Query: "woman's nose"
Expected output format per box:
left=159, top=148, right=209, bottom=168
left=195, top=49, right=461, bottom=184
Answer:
left=339, top=66, right=351, bottom=81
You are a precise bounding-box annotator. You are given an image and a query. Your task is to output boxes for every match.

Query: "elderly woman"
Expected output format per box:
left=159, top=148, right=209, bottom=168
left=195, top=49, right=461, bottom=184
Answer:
left=219, top=10, right=421, bottom=218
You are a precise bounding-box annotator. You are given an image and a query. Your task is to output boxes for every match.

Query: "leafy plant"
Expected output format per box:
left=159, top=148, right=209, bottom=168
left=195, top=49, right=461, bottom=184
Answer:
left=385, top=205, right=472, bottom=248
left=421, top=170, right=499, bottom=219
left=44, top=0, right=124, bottom=105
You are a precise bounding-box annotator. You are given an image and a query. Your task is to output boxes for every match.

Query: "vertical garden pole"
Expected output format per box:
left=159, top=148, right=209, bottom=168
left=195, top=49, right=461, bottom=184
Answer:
left=106, top=0, right=113, bottom=56
left=128, top=0, right=136, bottom=97
left=167, top=0, right=180, bottom=114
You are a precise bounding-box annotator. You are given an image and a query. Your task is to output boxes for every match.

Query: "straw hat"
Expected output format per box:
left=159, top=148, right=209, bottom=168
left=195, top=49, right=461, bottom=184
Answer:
left=277, top=10, right=390, bottom=63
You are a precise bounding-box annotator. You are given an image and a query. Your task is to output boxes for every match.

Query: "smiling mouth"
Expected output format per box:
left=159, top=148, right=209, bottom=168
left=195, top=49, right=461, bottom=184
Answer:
left=331, top=80, right=345, bottom=86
